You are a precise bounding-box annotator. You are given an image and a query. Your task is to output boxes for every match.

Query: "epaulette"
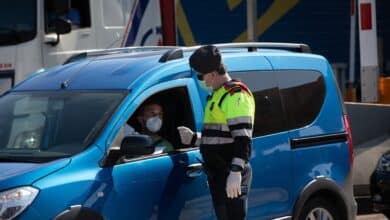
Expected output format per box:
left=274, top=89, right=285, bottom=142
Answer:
left=218, top=80, right=250, bottom=107
left=223, top=80, right=249, bottom=96
left=229, top=86, right=241, bottom=95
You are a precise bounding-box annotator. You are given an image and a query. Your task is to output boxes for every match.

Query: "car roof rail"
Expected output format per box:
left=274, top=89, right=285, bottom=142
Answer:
left=214, top=42, right=311, bottom=53
left=158, top=48, right=184, bottom=62
left=63, top=46, right=178, bottom=64
left=158, top=42, right=311, bottom=63
left=63, top=52, right=88, bottom=65
left=64, top=42, right=311, bottom=65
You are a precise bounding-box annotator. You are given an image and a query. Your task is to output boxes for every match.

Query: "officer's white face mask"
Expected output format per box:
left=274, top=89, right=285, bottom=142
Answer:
left=198, top=80, right=213, bottom=92
left=146, top=116, right=162, bottom=133
left=196, top=71, right=214, bottom=92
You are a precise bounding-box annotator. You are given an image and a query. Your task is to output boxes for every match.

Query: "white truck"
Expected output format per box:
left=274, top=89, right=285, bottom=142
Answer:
left=0, top=0, right=175, bottom=94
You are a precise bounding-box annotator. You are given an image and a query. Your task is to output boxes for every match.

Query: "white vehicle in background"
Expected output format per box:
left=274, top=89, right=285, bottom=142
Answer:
left=0, top=0, right=176, bottom=94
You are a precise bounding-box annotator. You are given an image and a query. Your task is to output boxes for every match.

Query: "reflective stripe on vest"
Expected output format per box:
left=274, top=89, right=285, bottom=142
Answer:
left=203, top=123, right=230, bottom=132
left=231, top=128, right=253, bottom=138
left=227, top=116, right=252, bottom=126
left=202, top=81, right=255, bottom=147
left=201, top=136, right=235, bottom=145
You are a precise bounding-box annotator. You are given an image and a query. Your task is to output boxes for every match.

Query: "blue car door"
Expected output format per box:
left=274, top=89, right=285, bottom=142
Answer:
left=101, top=79, right=215, bottom=220
left=231, top=70, right=294, bottom=219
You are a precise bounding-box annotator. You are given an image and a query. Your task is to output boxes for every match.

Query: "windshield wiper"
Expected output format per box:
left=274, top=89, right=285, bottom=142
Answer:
left=0, top=156, right=40, bottom=163
left=0, top=153, right=71, bottom=163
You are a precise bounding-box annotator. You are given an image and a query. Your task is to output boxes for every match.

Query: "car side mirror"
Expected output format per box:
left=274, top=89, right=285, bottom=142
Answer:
left=55, top=18, right=71, bottom=35
left=45, top=18, right=71, bottom=46
left=120, top=135, right=155, bottom=156
left=100, top=135, right=155, bottom=167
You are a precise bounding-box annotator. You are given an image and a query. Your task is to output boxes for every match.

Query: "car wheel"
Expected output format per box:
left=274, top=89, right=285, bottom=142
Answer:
left=298, top=197, right=341, bottom=220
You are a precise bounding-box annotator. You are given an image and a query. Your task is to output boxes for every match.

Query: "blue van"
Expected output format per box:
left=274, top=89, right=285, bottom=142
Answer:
left=0, top=43, right=356, bottom=220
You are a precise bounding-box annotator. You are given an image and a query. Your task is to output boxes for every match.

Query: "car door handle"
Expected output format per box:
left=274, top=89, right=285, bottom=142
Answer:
left=79, top=30, right=91, bottom=37
left=186, top=163, right=203, bottom=178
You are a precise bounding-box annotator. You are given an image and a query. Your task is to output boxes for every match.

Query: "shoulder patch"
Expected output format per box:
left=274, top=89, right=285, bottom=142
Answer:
left=219, top=80, right=252, bottom=107
left=223, top=81, right=237, bottom=90
left=223, top=80, right=250, bottom=94
left=229, top=86, right=242, bottom=96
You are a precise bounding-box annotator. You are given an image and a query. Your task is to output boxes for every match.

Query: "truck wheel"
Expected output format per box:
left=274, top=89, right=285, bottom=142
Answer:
left=298, top=197, right=341, bottom=220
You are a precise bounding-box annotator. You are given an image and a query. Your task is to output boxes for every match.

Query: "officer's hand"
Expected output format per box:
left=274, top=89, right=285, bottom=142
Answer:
left=177, top=126, right=195, bottom=145
left=226, top=171, right=242, bottom=199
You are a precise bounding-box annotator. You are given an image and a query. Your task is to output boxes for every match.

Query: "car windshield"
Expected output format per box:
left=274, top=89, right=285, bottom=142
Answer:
left=0, top=0, right=37, bottom=46
left=0, top=91, right=126, bottom=163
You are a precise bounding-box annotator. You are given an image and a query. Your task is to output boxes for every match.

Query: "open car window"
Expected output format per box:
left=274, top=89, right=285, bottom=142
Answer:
left=112, top=86, right=196, bottom=158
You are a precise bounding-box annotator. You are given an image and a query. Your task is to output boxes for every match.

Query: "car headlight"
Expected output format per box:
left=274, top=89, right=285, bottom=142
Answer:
left=376, top=154, right=390, bottom=172
left=0, top=186, right=38, bottom=220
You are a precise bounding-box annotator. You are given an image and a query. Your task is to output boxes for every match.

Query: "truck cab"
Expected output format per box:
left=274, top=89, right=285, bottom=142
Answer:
left=0, top=0, right=166, bottom=94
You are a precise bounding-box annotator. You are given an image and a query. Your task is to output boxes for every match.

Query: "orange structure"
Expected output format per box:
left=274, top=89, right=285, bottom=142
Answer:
left=379, top=77, right=390, bottom=104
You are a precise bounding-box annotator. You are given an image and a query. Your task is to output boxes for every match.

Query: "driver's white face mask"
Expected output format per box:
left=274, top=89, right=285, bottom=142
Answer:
left=146, top=116, right=162, bottom=133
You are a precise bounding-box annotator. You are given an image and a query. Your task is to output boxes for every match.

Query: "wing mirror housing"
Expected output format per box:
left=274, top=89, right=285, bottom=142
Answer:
left=55, top=18, right=72, bottom=35
left=100, top=135, right=155, bottom=167
left=44, top=18, right=71, bottom=46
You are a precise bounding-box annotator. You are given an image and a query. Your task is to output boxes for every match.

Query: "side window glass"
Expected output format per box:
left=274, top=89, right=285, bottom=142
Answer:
left=231, top=71, right=286, bottom=137
left=111, top=86, right=195, bottom=159
left=276, top=70, right=325, bottom=129
left=45, top=0, right=91, bottom=33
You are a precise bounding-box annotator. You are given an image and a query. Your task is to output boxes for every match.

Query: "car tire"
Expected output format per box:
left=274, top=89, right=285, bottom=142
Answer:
left=298, top=197, right=341, bottom=220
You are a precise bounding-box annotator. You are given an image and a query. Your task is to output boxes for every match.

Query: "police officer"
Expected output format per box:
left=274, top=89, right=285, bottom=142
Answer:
left=177, top=45, right=255, bottom=220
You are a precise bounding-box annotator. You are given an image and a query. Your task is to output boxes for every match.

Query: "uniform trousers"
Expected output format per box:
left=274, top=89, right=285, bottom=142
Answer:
left=207, top=163, right=252, bottom=220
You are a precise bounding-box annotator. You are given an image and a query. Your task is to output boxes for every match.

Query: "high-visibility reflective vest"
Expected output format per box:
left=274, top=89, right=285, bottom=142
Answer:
left=200, top=80, right=255, bottom=171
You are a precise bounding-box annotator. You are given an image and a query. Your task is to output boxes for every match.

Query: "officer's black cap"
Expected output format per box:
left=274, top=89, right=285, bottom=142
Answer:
left=189, top=45, right=222, bottom=74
